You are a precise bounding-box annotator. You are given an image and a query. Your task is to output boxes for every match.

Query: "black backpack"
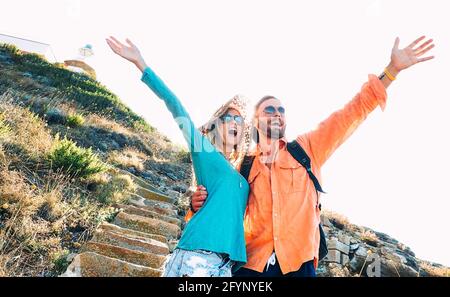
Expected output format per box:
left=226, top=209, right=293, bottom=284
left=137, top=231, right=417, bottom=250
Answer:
left=240, top=141, right=328, bottom=261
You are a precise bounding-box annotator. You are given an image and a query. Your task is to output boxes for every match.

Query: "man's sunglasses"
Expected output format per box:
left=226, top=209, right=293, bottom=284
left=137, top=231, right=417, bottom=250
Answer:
left=221, top=114, right=243, bottom=124
left=263, top=105, right=285, bottom=115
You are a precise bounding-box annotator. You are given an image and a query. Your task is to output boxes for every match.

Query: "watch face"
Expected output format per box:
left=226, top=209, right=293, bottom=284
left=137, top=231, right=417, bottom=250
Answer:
left=378, top=72, right=386, bottom=80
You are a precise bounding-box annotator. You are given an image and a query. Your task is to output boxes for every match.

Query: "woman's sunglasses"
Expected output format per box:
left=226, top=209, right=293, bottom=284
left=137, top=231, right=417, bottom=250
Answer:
left=263, top=105, right=285, bottom=115
left=221, top=114, right=243, bottom=124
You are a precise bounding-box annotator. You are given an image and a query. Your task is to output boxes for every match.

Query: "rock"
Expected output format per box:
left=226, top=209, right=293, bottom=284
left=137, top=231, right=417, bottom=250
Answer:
left=319, top=263, right=351, bottom=277
left=349, top=243, right=360, bottom=251
left=117, top=168, right=163, bottom=193
left=116, top=203, right=181, bottom=227
left=128, top=193, right=178, bottom=217
left=128, top=167, right=137, bottom=175
left=66, top=253, right=77, bottom=263
left=135, top=186, right=174, bottom=204
left=168, top=240, right=179, bottom=253
left=141, top=171, right=158, bottom=182
left=165, top=172, right=178, bottom=181
left=99, top=142, right=109, bottom=151
left=98, top=222, right=167, bottom=244
left=392, top=252, right=408, bottom=265
left=321, top=215, right=333, bottom=227
left=165, top=189, right=181, bottom=200
left=348, top=246, right=368, bottom=274
left=171, top=184, right=188, bottom=194
left=355, top=246, right=368, bottom=258
left=114, top=212, right=181, bottom=240
left=45, top=107, right=66, bottom=125
left=338, top=232, right=351, bottom=246
left=61, top=252, right=162, bottom=277
left=328, top=238, right=350, bottom=255
left=92, top=229, right=169, bottom=255
left=110, top=140, right=120, bottom=150
left=35, top=75, right=52, bottom=86
left=342, top=254, right=350, bottom=266
left=374, top=231, right=399, bottom=245
left=324, top=250, right=341, bottom=263
left=379, top=258, right=418, bottom=277
left=329, top=263, right=351, bottom=277
left=82, top=242, right=166, bottom=269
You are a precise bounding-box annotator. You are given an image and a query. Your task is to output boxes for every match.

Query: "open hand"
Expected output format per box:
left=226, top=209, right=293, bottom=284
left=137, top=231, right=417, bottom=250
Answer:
left=106, top=36, right=147, bottom=71
left=390, top=36, right=435, bottom=73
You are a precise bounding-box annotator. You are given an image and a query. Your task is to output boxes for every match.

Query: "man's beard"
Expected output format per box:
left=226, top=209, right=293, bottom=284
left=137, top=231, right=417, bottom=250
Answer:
left=260, top=126, right=286, bottom=140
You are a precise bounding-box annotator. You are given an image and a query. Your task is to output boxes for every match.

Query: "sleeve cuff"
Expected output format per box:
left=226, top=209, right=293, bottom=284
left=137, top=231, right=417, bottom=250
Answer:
left=368, top=74, right=388, bottom=112
left=140, top=66, right=153, bottom=82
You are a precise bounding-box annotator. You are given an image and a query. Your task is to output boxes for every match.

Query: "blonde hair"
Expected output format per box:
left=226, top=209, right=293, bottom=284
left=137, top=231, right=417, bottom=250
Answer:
left=199, top=94, right=251, bottom=168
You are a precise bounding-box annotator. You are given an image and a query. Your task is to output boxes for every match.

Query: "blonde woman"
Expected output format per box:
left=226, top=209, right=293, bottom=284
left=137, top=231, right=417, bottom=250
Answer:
left=107, top=37, right=251, bottom=277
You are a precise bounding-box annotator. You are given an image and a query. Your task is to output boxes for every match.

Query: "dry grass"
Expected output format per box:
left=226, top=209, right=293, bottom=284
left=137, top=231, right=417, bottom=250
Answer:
left=92, top=173, right=136, bottom=205
left=360, top=229, right=379, bottom=247
left=0, top=94, right=53, bottom=157
left=107, top=147, right=148, bottom=172
left=322, top=209, right=351, bottom=231
left=0, top=165, right=122, bottom=276
left=0, top=95, right=135, bottom=276
left=419, top=262, right=450, bottom=277
left=85, top=114, right=133, bottom=136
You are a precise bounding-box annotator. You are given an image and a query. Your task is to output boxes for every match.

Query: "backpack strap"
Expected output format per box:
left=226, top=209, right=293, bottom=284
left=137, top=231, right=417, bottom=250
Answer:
left=240, top=155, right=255, bottom=181
left=287, top=141, right=328, bottom=261
left=287, top=141, right=326, bottom=194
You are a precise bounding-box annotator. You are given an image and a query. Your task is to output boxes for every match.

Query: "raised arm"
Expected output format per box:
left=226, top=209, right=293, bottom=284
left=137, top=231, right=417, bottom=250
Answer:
left=106, top=37, right=209, bottom=152
left=302, top=36, right=435, bottom=168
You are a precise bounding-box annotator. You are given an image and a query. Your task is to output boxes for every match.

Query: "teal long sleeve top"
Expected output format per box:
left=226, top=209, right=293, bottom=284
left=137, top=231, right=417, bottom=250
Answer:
left=141, top=66, right=249, bottom=269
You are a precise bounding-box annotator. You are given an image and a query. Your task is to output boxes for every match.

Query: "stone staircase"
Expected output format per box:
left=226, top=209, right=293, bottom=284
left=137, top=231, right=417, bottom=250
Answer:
left=61, top=171, right=183, bottom=277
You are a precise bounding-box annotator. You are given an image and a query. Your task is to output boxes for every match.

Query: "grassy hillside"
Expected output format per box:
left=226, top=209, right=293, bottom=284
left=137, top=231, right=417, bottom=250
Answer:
left=0, top=44, right=191, bottom=276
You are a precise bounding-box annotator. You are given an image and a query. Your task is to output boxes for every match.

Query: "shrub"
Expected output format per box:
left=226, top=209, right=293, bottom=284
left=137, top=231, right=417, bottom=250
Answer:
left=66, top=113, right=85, bottom=127
left=48, top=135, right=107, bottom=178
left=361, top=229, right=379, bottom=247
left=95, top=174, right=136, bottom=205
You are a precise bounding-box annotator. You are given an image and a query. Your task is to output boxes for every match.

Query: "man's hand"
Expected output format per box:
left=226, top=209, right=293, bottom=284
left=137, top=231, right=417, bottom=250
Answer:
left=389, top=36, right=435, bottom=75
left=191, top=185, right=208, bottom=212
left=106, top=36, right=148, bottom=72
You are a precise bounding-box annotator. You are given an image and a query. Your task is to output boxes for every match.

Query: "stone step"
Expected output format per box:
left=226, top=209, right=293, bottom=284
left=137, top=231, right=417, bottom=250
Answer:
left=115, top=167, right=165, bottom=194
left=116, top=203, right=181, bottom=227
left=135, top=185, right=175, bottom=204
left=328, top=238, right=350, bottom=255
left=82, top=241, right=166, bottom=268
left=98, top=222, right=168, bottom=244
left=92, top=229, right=169, bottom=255
left=128, top=193, right=178, bottom=217
left=61, top=252, right=162, bottom=277
left=114, top=212, right=181, bottom=240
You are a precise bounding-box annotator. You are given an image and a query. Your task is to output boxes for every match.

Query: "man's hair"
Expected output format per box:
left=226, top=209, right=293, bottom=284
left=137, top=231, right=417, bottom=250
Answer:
left=252, top=95, right=279, bottom=143
left=254, top=95, right=278, bottom=113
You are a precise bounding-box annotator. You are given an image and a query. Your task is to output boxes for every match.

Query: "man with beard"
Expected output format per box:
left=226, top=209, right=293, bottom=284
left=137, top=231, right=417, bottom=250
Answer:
left=190, top=36, right=435, bottom=276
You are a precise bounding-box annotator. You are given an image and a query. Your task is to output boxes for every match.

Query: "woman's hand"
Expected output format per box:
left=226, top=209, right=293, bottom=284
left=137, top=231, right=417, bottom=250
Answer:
left=106, top=36, right=148, bottom=72
left=190, top=185, right=208, bottom=212
left=389, top=36, right=435, bottom=75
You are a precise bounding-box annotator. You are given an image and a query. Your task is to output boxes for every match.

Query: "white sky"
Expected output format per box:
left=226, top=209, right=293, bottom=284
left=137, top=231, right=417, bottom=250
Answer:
left=2, top=0, right=449, bottom=267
